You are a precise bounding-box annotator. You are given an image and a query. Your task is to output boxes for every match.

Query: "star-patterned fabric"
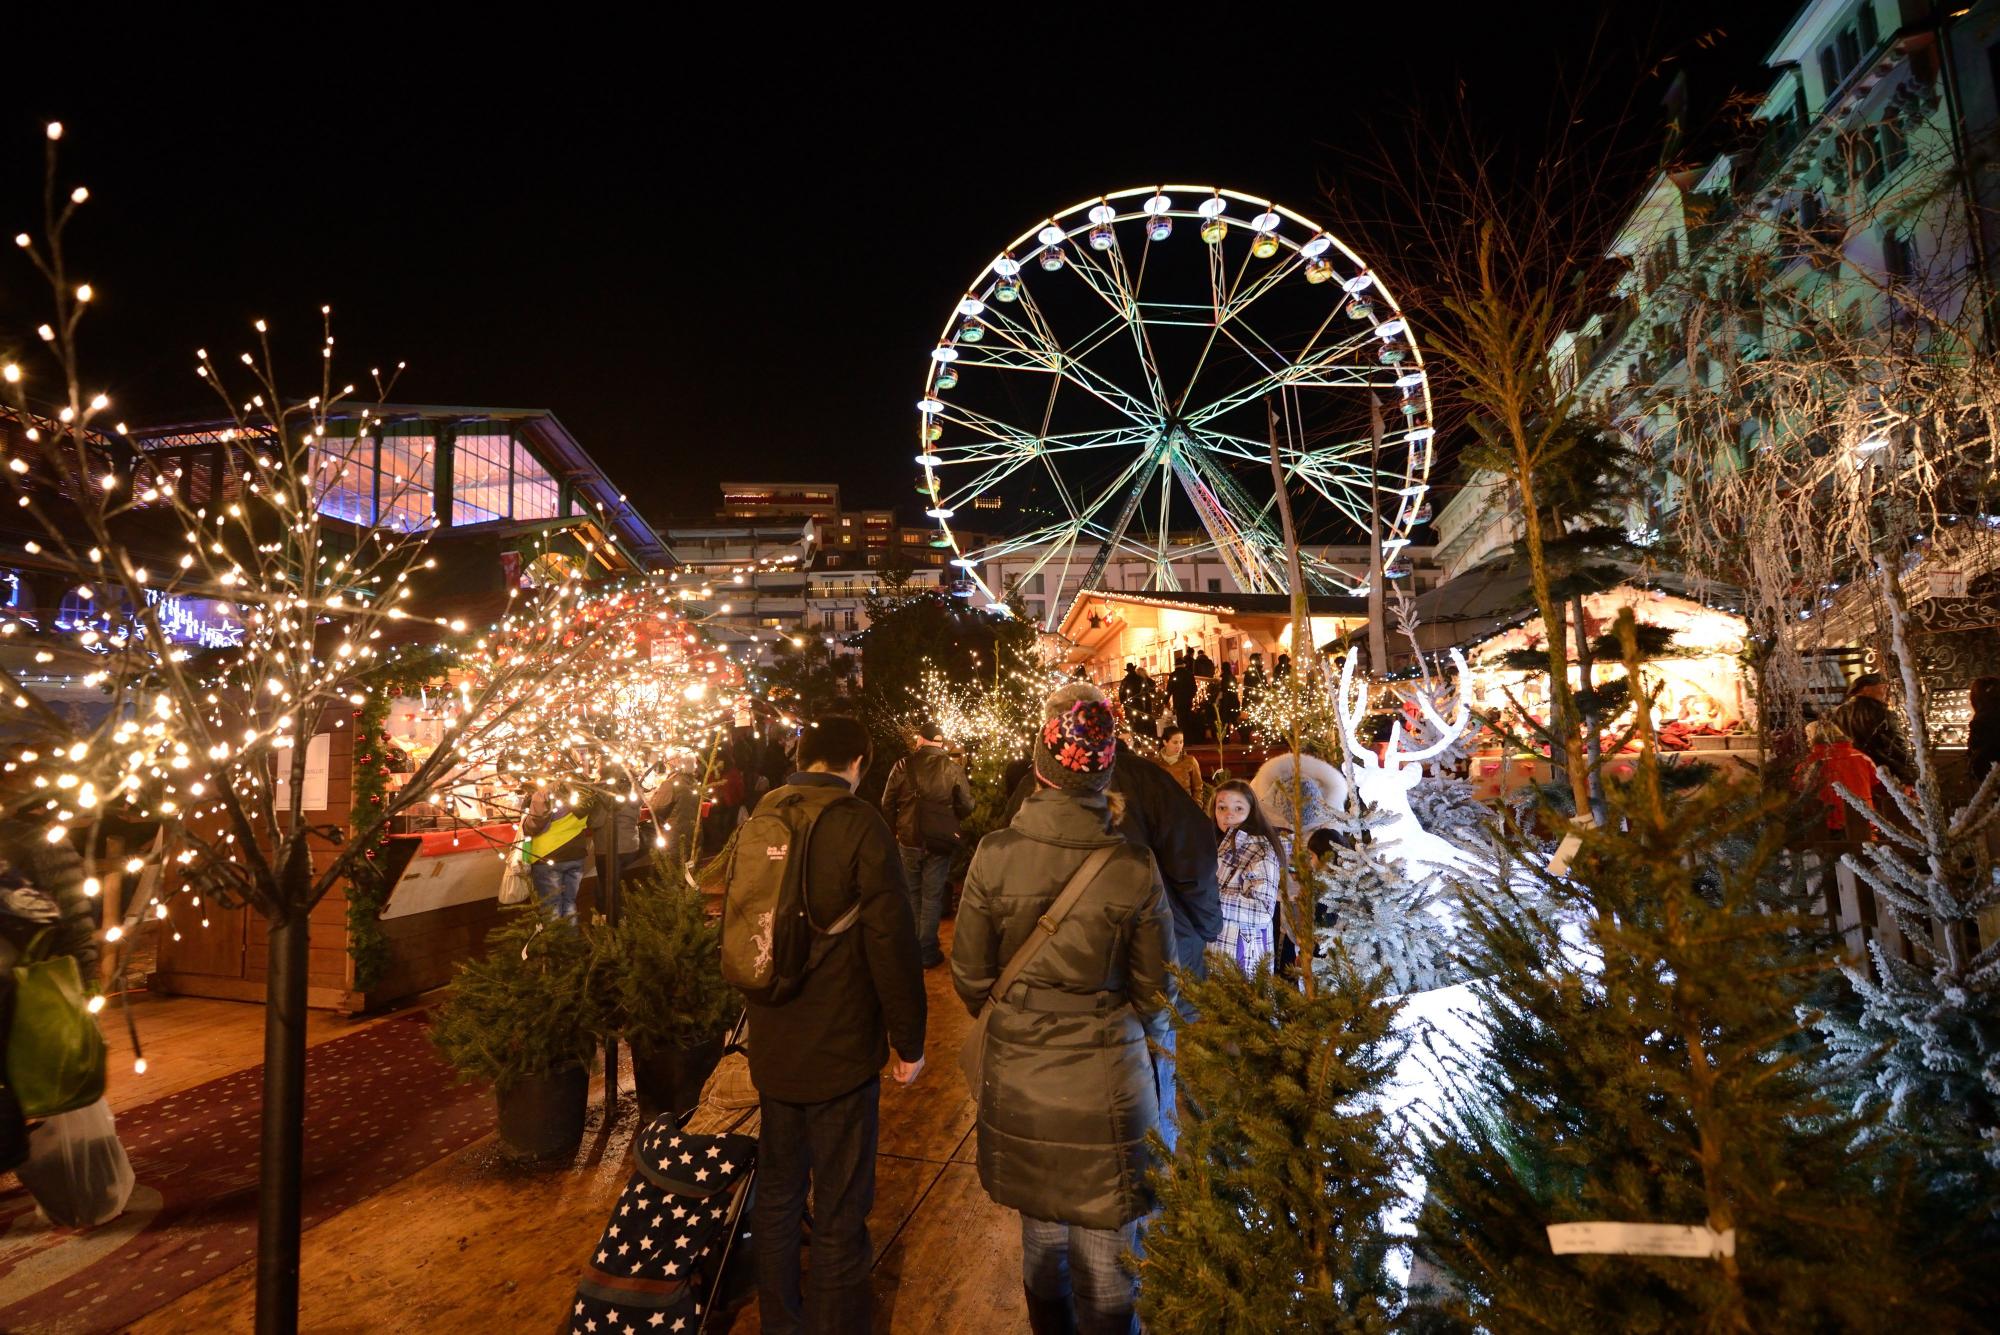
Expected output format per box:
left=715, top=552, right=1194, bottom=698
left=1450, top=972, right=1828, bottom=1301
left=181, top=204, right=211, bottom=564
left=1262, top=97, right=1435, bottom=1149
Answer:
left=567, top=1112, right=757, bottom=1335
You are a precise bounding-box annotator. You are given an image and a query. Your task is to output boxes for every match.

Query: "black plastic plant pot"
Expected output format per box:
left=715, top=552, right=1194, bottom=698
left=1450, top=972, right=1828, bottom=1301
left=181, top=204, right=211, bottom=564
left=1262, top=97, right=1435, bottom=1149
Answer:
left=494, top=1063, right=588, bottom=1159
left=631, top=1034, right=725, bottom=1124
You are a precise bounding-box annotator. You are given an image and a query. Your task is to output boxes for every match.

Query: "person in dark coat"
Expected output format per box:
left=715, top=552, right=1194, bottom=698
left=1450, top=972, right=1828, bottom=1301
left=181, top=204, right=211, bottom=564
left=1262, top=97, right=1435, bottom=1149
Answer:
left=880, top=721, right=974, bottom=967
left=1003, top=684, right=1221, bottom=1156
left=1967, top=675, right=2000, bottom=793
left=744, top=717, right=927, bottom=1335
left=953, top=696, right=1175, bottom=1335
left=1168, top=650, right=1196, bottom=734
left=1967, top=675, right=2000, bottom=860
left=1831, top=673, right=1916, bottom=791
left=1216, top=662, right=1242, bottom=740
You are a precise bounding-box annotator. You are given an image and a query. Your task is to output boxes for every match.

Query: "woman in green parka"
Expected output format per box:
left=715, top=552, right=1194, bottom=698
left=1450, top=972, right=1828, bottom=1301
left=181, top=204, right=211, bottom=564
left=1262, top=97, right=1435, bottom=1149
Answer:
left=951, top=693, right=1176, bottom=1335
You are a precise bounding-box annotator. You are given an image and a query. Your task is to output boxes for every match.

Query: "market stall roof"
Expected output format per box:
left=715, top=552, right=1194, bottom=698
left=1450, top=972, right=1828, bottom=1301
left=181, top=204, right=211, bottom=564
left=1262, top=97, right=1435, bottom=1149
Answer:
left=1406, top=556, right=1740, bottom=655
left=1054, top=587, right=1370, bottom=668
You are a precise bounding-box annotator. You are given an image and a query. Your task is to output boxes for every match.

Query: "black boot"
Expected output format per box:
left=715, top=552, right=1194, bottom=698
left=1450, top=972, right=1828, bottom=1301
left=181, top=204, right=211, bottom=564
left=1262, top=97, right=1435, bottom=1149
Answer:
left=1023, top=1286, right=1076, bottom=1335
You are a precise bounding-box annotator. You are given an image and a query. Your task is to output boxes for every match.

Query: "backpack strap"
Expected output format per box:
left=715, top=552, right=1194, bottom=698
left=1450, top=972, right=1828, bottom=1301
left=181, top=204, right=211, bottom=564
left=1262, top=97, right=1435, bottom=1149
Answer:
left=982, top=843, right=1118, bottom=1011
left=773, top=784, right=865, bottom=937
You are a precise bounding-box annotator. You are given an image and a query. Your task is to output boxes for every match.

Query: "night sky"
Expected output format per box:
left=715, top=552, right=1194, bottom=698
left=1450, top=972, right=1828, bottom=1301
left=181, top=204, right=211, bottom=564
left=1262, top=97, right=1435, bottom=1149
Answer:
left=1, top=7, right=1788, bottom=528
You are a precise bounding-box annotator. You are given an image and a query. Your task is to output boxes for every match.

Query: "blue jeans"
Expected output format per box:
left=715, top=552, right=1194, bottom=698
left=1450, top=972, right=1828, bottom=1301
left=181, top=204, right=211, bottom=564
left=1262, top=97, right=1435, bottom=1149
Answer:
left=900, top=846, right=952, bottom=965
left=755, top=1077, right=879, bottom=1335
left=1152, top=1022, right=1180, bottom=1155
left=529, top=857, right=584, bottom=920
left=1021, top=1214, right=1142, bottom=1335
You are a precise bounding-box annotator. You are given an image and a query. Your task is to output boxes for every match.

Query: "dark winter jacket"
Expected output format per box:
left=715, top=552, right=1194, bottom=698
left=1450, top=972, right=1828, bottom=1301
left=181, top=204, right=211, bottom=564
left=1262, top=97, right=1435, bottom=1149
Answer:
left=1969, top=706, right=2000, bottom=791
left=880, top=743, right=973, bottom=852
left=1004, top=740, right=1222, bottom=979
left=1831, top=694, right=1916, bottom=788
left=952, top=789, right=1176, bottom=1229
left=741, top=772, right=927, bottom=1104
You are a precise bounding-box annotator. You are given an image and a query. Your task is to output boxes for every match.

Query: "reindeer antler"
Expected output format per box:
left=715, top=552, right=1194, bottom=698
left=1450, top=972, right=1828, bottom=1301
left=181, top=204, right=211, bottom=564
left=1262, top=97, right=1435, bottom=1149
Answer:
left=1335, top=648, right=1378, bottom=769
left=1385, top=648, right=1471, bottom=768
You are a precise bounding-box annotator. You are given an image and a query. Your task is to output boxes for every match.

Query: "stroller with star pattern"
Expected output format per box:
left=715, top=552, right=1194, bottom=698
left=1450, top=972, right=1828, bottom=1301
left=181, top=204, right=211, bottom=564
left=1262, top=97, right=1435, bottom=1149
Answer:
left=566, top=1028, right=761, bottom=1334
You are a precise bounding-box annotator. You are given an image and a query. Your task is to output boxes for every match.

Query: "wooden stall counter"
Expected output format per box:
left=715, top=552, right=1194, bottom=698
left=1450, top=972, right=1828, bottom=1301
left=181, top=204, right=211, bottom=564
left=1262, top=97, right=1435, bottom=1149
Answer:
left=151, top=708, right=521, bottom=1014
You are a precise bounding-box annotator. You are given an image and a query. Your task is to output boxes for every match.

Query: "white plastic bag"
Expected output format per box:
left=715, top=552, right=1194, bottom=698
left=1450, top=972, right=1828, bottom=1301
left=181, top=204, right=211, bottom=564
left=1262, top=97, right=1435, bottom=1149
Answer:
left=498, top=848, right=533, bottom=906
left=15, top=1096, right=134, bottom=1227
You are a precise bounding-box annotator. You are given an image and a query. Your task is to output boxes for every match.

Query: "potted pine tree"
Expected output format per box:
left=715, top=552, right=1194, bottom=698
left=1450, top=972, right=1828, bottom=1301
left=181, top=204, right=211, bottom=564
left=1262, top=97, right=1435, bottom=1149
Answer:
left=603, top=858, right=738, bottom=1122
left=430, top=908, right=601, bottom=1159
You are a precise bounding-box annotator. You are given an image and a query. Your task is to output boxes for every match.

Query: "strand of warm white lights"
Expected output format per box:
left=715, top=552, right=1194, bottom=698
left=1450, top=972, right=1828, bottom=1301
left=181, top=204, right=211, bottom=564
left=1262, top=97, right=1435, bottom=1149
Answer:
left=0, top=123, right=756, bottom=1077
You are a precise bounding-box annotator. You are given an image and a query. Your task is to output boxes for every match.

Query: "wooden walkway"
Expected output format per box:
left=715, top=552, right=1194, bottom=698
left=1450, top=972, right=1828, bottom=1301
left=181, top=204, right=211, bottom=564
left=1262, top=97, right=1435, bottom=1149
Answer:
left=91, top=922, right=1026, bottom=1333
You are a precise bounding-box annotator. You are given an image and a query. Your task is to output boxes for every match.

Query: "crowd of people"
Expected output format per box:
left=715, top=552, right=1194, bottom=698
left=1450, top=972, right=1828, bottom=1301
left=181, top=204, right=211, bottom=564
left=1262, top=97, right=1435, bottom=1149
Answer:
left=729, top=672, right=1360, bottom=1335
left=1107, top=649, right=1293, bottom=746
left=615, top=658, right=1985, bottom=1333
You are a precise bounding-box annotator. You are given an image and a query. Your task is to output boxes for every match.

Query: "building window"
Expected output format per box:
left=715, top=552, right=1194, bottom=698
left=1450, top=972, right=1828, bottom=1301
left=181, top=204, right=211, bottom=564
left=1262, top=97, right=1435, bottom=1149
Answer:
left=375, top=427, right=436, bottom=532
left=512, top=440, right=558, bottom=520
left=452, top=431, right=512, bottom=526
left=311, top=432, right=376, bottom=525
left=1858, top=3, right=1878, bottom=51
left=1207, top=579, right=1222, bottom=593
left=1877, top=119, right=1906, bottom=179
left=1883, top=228, right=1915, bottom=280
left=1019, top=573, right=1044, bottom=595
left=1026, top=599, right=1044, bottom=621
left=843, top=609, right=857, bottom=631
left=452, top=429, right=559, bottom=526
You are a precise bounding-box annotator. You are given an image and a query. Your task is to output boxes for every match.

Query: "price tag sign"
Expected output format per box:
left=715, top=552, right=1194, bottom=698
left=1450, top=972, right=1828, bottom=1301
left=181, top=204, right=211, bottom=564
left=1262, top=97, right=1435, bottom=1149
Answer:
left=1547, top=1222, right=1736, bottom=1259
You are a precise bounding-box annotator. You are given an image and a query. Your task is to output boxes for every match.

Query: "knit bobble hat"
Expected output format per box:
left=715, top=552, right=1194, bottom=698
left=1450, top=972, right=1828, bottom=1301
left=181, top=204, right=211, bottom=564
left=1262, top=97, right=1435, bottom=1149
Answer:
left=1035, top=698, right=1118, bottom=793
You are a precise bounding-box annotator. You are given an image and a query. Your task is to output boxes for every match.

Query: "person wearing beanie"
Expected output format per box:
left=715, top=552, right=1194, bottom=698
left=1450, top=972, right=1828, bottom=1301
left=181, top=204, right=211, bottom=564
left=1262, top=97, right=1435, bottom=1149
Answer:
left=1830, top=672, right=1916, bottom=791
left=952, top=696, right=1176, bottom=1335
left=1003, top=681, right=1221, bottom=1155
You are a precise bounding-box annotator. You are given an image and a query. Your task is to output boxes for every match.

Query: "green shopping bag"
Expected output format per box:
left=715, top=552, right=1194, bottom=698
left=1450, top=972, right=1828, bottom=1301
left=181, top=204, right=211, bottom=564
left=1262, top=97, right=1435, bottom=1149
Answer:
left=7, top=931, right=107, bottom=1119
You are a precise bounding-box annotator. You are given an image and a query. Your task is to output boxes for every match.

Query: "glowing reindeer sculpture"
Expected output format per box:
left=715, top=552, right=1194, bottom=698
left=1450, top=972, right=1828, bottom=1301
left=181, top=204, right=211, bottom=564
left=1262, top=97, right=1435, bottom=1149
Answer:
left=1335, top=645, right=1476, bottom=891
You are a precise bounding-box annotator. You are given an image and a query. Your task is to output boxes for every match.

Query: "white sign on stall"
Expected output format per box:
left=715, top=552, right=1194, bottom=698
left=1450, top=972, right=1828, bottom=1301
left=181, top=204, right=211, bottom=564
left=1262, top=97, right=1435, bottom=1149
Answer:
left=273, top=733, right=332, bottom=812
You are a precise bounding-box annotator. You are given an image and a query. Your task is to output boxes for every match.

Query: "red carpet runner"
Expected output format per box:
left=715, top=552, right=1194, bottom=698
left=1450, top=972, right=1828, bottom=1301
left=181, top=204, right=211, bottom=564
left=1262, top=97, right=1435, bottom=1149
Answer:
left=0, top=1011, right=492, bottom=1332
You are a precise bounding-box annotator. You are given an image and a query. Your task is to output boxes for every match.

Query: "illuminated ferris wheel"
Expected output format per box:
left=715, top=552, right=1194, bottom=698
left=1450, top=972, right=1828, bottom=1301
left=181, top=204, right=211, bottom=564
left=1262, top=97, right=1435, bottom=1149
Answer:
left=916, top=185, right=1436, bottom=631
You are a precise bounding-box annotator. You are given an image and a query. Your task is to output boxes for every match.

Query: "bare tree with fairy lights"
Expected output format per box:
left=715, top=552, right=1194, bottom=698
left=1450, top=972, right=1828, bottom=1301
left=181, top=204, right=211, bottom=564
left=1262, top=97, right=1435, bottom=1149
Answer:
left=0, top=124, right=700, bottom=1334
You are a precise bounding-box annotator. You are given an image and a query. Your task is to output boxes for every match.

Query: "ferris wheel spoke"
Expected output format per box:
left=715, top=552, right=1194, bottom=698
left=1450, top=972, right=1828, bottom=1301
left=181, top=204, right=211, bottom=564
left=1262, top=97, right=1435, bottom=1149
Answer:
left=1166, top=443, right=1283, bottom=594
left=1062, top=242, right=1170, bottom=419
left=1181, top=334, right=1384, bottom=431
left=1218, top=249, right=1310, bottom=326
left=977, top=303, right=1159, bottom=428
left=1150, top=461, right=1177, bottom=591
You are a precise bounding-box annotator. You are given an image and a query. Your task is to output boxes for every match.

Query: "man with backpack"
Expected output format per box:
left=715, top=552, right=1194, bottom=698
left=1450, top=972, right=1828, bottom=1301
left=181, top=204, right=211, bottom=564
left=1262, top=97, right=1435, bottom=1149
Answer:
left=722, top=715, right=927, bottom=1335
left=881, top=720, right=974, bottom=968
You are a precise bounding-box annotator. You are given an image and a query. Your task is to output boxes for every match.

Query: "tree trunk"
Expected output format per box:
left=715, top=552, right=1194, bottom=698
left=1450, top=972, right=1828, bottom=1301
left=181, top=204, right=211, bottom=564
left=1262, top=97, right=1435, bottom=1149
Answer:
left=1267, top=404, right=1313, bottom=673
left=1573, top=592, right=1606, bottom=824
left=1367, top=394, right=1388, bottom=676
left=255, top=843, right=311, bottom=1335
left=602, top=850, right=622, bottom=1114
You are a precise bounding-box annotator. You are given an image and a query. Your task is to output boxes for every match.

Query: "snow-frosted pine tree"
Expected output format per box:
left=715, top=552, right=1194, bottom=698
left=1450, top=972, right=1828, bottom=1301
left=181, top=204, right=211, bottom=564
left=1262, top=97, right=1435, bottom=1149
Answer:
left=1315, top=789, right=1456, bottom=995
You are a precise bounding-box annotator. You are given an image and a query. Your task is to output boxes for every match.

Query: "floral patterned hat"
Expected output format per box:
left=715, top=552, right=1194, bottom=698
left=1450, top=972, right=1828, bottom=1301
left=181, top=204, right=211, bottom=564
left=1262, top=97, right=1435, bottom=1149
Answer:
left=1034, top=698, right=1118, bottom=793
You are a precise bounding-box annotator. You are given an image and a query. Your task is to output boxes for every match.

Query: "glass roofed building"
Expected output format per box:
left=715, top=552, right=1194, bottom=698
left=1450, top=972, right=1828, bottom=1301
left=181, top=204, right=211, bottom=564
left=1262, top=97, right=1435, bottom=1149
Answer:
left=129, top=404, right=670, bottom=583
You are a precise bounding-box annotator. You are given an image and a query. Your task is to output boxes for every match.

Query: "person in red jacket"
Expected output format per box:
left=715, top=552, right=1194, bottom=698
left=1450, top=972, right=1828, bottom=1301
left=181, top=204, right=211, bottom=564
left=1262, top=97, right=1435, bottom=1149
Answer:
left=1794, top=718, right=1878, bottom=837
